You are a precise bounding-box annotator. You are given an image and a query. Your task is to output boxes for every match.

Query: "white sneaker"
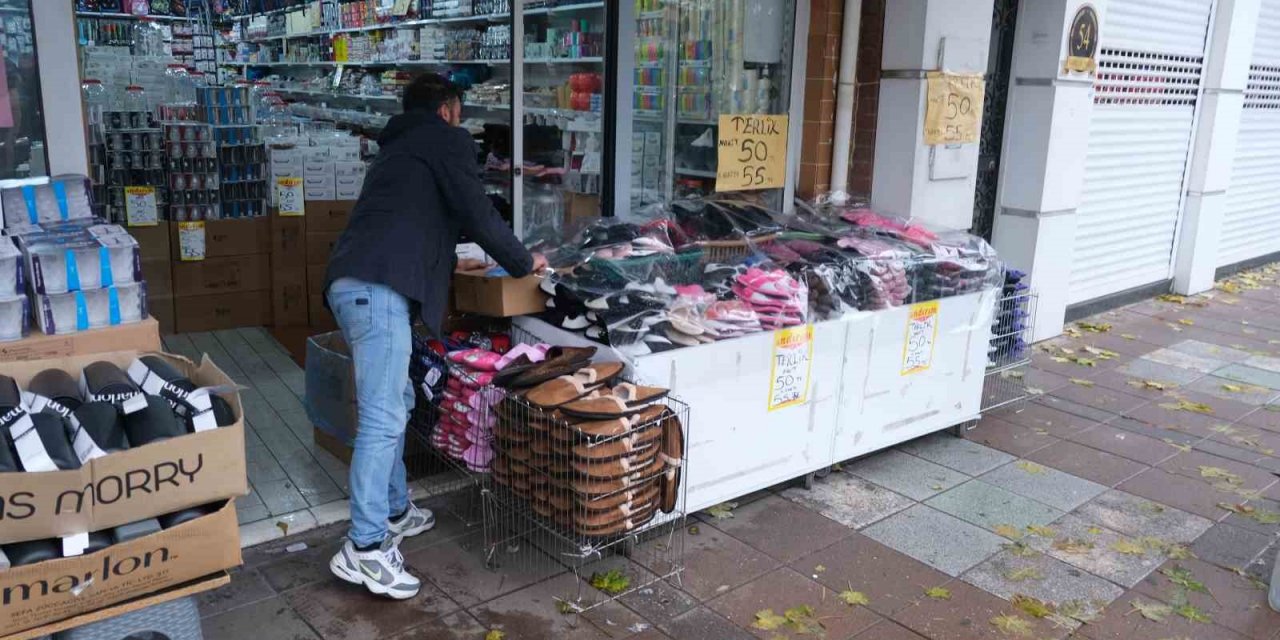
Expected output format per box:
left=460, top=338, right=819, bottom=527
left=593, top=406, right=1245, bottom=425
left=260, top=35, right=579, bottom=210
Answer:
left=329, top=537, right=420, bottom=600
left=388, top=503, right=435, bottom=543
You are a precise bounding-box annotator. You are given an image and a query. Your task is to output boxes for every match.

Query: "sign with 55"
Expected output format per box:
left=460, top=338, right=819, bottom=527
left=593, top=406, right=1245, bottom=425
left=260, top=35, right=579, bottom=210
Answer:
left=716, top=114, right=789, bottom=192
left=923, top=72, right=985, bottom=145
left=767, top=324, right=813, bottom=411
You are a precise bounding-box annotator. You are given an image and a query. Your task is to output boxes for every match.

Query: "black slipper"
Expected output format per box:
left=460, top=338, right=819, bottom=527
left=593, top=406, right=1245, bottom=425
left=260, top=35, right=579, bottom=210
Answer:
left=122, top=394, right=186, bottom=445
left=129, top=355, right=235, bottom=430
left=25, top=369, right=82, bottom=418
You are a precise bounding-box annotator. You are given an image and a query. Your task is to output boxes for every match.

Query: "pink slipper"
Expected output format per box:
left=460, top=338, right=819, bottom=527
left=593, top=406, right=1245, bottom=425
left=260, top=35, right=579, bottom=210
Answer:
left=467, top=409, right=497, bottom=430
left=448, top=349, right=502, bottom=371
left=461, top=371, right=495, bottom=389
left=465, top=423, right=489, bottom=444
left=496, top=343, right=549, bottom=370
left=463, top=443, right=494, bottom=471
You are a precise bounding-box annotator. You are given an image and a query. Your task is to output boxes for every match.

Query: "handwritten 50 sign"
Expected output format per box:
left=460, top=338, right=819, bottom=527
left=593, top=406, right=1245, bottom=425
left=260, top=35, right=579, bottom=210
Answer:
left=717, top=114, right=789, bottom=192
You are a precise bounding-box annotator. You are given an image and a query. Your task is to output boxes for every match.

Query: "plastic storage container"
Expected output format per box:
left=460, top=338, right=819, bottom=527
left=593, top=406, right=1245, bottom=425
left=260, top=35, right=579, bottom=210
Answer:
left=34, top=282, right=148, bottom=335
left=0, top=295, right=28, bottom=342
left=19, top=232, right=142, bottom=295
left=0, top=237, right=22, bottom=296
left=0, top=176, right=95, bottom=227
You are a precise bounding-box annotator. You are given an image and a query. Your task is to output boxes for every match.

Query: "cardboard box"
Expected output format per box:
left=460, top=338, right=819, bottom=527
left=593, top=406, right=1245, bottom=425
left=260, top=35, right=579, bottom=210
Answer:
left=452, top=270, right=548, bottom=317
left=306, top=231, right=342, bottom=267
left=304, top=200, right=355, bottom=232
left=309, top=294, right=336, bottom=331
left=0, top=351, right=245, bottom=545
left=126, top=222, right=171, bottom=263
left=0, top=502, right=241, bottom=639
left=173, top=254, right=271, bottom=296
left=168, top=218, right=269, bottom=261
left=333, top=161, right=366, bottom=178
left=140, top=258, right=173, bottom=298
left=149, top=296, right=175, bottom=335
left=305, top=332, right=356, bottom=447
left=0, top=318, right=160, bottom=363
left=174, top=290, right=272, bottom=333
left=308, top=265, right=326, bottom=294
left=271, top=214, right=307, bottom=268
left=564, top=192, right=601, bottom=228
left=272, top=267, right=308, bottom=327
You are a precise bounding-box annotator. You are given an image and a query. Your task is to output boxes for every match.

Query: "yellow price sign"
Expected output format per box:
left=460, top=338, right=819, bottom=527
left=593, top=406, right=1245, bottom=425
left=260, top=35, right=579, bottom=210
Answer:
left=767, top=324, right=814, bottom=411
left=178, top=221, right=206, bottom=262
left=276, top=177, right=305, bottom=216
left=902, top=301, right=940, bottom=375
left=716, top=114, right=789, bottom=192
left=124, top=186, right=158, bottom=227
left=923, top=72, right=985, bottom=145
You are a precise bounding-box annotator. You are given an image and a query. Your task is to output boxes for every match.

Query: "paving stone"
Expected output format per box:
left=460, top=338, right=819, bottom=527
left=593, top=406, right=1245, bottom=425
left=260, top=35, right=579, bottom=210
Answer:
left=1088, top=369, right=1184, bottom=400
left=1077, top=589, right=1251, bottom=640
left=636, top=520, right=779, bottom=601
left=1156, top=449, right=1279, bottom=493
left=258, top=535, right=346, bottom=593
left=706, top=495, right=852, bottom=563
left=888, top=578, right=1070, bottom=640
left=845, top=449, right=969, bottom=501
left=1123, top=400, right=1223, bottom=439
left=1024, top=514, right=1167, bottom=588
left=662, top=607, right=756, bottom=640
left=924, top=479, right=1064, bottom=533
left=961, top=549, right=1123, bottom=622
left=256, top=478, right=313, bottom=516
left=1191, top=522, right=1276, bottom=571
left=706, top=567, right=883, bottom=639
left=1172, top=387, right=1264, bottom=422
left=1075, top=489, right=1215, bottom=544
left=196, top=567, right=277, bottom=617
left=1047, top=381, right=1150, bottom=415
left=995, top=402, right=1102, bottom=438
left=790, top=533, right=953, bottom=617
left=1064, top=423, right=1180, bottom=466
left=1244, top=353, right=1280, bottom=373
left=1192, top=438, right=1280, bottom=474
left=1236, top=405, right=1280, bottom=433
left=1170, top=340, right=1255, bottom=363
left=201, top=596, right=321, bottom=640
left=850, top=620, right=927, bottom=639
left=896, top=431, right=1016, bottom=476
left=1185, top=374, right=1279, bottom=406
left=778, top=472, right=913, bottom=530
left=1133, top=557, right=1280, bottom=640
left=469, top=572, right=638, bottom=640
left=402, top=534, right=565, bottom=607
left=979, top=460, right=1108, bottom=512
left=385, top=611, right=489, bottom=640
left=965, top=417, right=1060, bottom=457
left=1025, top=440, right=1149, bottom=487
left=617, top=575, right=699, bottom=629
left=1035, top=394, right=1127, bottom=425
left=1220, top=496, right=1280, bottom=537
left=1117, top=356, right=1206, bottom=385
left=863, top=504, right=1007, bottom=577
left=285, top=575, right=460, bottom=640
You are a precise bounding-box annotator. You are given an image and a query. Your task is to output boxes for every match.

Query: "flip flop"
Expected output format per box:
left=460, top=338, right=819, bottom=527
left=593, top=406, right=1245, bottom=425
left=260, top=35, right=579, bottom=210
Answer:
left=659, top=410, right=685, bottom=514
left=612, top=382, right=670, bottom=407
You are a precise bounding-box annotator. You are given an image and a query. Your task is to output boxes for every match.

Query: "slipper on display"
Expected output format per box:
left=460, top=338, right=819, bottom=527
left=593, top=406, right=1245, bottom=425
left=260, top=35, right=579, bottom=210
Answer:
left=466, top=410, right=497, bottom=430
left=447, top=349, right=502, bottom=371
left=612, top=382, right=669, bottom=407
left=576, top=478, right=658, bottom=511
left=508, top=357, right=593, bottom=389
left=463, top=443, right=494, bottom=471
left=572, top=447, right=659, bottom=479
left=659, top=410, right=685, bottom=514
left=572, top=424, right=662, bottom=460
left=460, top=371, right=495, bottom=389
left=525, top=375, right=603, bottom=409
left=561, top=395, right=645, bottom=420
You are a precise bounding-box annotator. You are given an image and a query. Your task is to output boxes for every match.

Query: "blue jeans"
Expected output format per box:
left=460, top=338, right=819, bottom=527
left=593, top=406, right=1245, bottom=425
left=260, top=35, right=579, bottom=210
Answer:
left=327, top=277, right=415, bottom=548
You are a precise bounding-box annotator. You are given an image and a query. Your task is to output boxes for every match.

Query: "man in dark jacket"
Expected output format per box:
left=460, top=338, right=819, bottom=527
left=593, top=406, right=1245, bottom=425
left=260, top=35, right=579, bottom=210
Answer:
left=324, top=74, right=546, bottom=599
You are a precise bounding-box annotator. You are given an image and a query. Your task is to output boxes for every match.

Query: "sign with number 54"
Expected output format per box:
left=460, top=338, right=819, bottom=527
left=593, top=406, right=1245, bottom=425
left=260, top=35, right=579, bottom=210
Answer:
left=923, top=72, right=985, bottom=145
left=716, top=114, right=789, bottom=192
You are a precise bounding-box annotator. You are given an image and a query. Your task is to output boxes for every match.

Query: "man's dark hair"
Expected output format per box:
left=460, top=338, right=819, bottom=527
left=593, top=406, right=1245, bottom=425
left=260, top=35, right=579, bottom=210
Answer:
left=403, top=73, right=463, bottom=113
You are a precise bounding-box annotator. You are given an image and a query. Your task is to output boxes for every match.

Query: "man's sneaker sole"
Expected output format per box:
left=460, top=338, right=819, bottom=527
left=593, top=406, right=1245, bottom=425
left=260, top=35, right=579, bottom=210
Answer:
left=391, top=518, right=435, bottom=544
left=329, top=554, right=419, bottom=600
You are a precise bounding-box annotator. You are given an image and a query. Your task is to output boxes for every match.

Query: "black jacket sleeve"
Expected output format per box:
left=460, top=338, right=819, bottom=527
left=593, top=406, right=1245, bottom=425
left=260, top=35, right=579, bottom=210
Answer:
left=434, top=128, right=534, bottom=277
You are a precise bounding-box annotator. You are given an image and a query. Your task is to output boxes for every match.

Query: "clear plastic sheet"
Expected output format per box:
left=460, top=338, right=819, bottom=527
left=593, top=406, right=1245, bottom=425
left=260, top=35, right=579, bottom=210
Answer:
left=531, top=193, right=1001, bottom=354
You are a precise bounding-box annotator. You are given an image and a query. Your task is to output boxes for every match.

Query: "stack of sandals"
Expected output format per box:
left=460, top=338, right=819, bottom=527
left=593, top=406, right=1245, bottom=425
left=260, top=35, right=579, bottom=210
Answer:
left=489, top=346, right=685, bottom=539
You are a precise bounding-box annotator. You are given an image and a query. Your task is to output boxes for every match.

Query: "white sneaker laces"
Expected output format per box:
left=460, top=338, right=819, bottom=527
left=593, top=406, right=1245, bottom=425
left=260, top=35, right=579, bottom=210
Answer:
left=384, top=545, right=406, bottom=572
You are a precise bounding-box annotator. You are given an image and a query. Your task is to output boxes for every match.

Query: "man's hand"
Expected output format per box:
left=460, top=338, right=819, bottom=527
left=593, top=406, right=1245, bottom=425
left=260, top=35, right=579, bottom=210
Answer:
left=531, top=252, right=550, bottom=273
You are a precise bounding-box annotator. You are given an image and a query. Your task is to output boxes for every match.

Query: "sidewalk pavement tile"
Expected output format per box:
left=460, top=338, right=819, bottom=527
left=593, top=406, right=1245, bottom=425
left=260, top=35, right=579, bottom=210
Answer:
left=1184, top=375, right=1278, bottom=405
left=1234, top=405, right=1280, bottom=432
left=1047, top=382, right=1149, bottom=416
left=402, top=535, right=565, bottom=608
left=846, top=449, right=969, bottom=501
left=924, top=479, right=1064, bottom=533
left=705, top=567, right=883, bottom=639
left=1170, top=340, right=1255, bottom=363
left=1064, top=423, right=1179, bottom=466
left=385, top=611, right=488, bottom=640
left=851, top=620, right=928, bottom=639
left=1117, top=357, right=1205, bottom=385
left=980, top=460, right=1108, bottom=512
left=1122, top=401, right=1224, bottom=439
left=888, top=579, right=1071, bottom=640
left=258, top=534, right=345, bottom=593
left=790, top=533, right=954, bottom=618
left=285, top=577, right=460, bottom=640
left=1156, top=449, right=1279, bottom=492
left=779, top=472, right=914, bottom=529
left=646, top=522, right=779, bottom=601
left=1133, top=557, right=1280, bottom=640
left=1190, top=522, right=1276, bottom=571
left=966, top=417, right=1060, bottom=457
left=705, top=495, right=853, bottom=563
left=1219, top=496, right=1280, bottom=536
left=1025, top=440, right=1149, bottom=487
left=1192, top=438, right=1280, bottom=474
left=896, top=431, right=1016, bottom=476
left=1023, top=514, right=1167, bottom=588
left=960, top=549, right=1124, bottom=622
left=201, top=597, right=321, bottom=640
left=662, top=607, right=756, bottom=640
left=1073, top=489, right=1214, bottom=543
left=1075, top=590, right=1251, bottom=640
left=195, top=567, right=276, bottom=618
left=863, top=504, right=1007, bottom=577
left=469, top=572, right=636, bottom=640
left=994, top=402, right=1102, bottom=439
left=617, top=573, right=699, bottom=628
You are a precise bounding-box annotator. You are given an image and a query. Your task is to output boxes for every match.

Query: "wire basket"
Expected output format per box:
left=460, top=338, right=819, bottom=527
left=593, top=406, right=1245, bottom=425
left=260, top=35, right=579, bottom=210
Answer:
left=982, top=290, right=1037, bottom=412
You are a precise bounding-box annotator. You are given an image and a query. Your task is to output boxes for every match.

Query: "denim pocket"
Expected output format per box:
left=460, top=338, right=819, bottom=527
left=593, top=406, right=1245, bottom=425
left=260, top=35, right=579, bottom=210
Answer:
left=328, top=285, right=375, bottom=340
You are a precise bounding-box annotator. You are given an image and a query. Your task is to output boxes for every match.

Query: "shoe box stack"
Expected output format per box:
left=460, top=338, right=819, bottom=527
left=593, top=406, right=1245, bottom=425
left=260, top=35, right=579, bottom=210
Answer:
left=170, top=217, right=273, bottom=332
left=0, top=349, right=247, bottom=638
left=300, top=133, right=365, bottom=202
left=304, top=199, right=356, bottom=330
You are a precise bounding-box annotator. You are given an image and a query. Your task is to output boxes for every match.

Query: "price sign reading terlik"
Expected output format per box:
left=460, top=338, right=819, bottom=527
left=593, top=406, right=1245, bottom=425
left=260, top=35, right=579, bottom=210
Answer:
left=717, top=114, right=789, bottom=192
left=902, top=301, right=940, bottom=375
left=768, top=324, right=814, bottom=411
left=923, top=72, right=985, bottom=145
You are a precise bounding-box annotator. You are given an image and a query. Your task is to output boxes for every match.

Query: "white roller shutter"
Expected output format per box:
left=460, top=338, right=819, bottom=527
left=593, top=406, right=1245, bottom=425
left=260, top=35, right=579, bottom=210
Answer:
left=1069, top=0, right=1212, bottom=304
left=1218, top=0, right=1280, bottom=267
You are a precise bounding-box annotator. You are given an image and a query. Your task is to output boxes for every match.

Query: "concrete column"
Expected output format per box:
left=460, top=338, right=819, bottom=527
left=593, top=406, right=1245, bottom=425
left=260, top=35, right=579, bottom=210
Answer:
left=869, top=0, right=995, bottom=230
left=31, top=0, right=87, bottom=176
left=990, top=0, right=1104, bottom=341
left=1172, top=0, right=1260, bottom=294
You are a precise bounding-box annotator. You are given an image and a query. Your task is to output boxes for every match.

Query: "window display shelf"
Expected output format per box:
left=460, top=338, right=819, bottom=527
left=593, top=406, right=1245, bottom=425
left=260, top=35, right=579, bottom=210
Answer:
left=75, top=11, right=194, bottom=22
left=275, top=87, right=399, bottom=102
left=246, top=58, right=600, bottom=67
left=674, top=168, right=716, bottom=178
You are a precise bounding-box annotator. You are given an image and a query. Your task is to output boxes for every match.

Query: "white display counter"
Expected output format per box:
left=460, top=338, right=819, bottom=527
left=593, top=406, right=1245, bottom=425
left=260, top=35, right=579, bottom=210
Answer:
left=515, top=288, right=997, bottom=513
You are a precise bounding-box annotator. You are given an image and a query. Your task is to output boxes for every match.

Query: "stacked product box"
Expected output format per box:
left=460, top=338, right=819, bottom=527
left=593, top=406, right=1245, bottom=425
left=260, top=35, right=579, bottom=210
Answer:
left=198, top=86, right=268, bottom=218
left=0, top=237, right=27, bottom=342
left=158, top=104, right=222, bottom=222
left=267, top=139, right=304, bottom=208
left=303, top=145, right=335, bottom=201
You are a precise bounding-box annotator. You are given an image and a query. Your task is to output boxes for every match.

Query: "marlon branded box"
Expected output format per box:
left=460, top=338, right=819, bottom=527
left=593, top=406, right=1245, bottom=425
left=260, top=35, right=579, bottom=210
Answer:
left=0, top=351, right=246, bottom=545
left=0, top=500, right=241, bottom=639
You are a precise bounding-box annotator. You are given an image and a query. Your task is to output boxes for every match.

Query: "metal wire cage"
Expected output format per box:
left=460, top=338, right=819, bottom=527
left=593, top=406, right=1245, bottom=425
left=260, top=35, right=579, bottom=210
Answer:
left=982, top=290, right=1038, bottom=412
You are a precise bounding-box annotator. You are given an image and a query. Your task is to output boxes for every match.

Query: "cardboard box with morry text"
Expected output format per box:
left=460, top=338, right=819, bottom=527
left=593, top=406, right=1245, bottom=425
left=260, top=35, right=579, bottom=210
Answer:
left=0, top=351, right=246, bottom=545
left=0, top=500, right=241, bottom=639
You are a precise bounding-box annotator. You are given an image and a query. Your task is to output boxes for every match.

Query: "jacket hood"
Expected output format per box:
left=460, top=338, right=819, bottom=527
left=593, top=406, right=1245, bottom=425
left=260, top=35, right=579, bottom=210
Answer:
left=378, top=110, right=445, bottom=145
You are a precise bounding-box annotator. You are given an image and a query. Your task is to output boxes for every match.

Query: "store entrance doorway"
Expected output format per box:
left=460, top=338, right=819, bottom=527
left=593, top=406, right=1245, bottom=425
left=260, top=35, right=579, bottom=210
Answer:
left=972, top=0, right=1018, bottom=240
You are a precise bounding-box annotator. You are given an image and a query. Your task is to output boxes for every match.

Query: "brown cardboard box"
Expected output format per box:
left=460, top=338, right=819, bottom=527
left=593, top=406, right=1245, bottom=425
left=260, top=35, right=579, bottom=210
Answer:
left=0, top=501, right=242, bottom=639
left=305, top=231, right=342, bottom=267
left=172, top=254, right=271, bottom=296
left=272, top=267, right=308, bottom=327
left=0, top=351, right=246, bottom=545
left=126, top=222, right=171, bottom=263
left=174, top=290, right=272, bottom=333
left=140, top=258, right=173, bottom=298
left=564, top=192, right=601, bottom=228
left=271, top=214, right=307, bottom=268
left=309, top=294, right=336, bottom=331
left=304, top=200, right=356, bottom=232
left=307, top=265, right=326, bottom=294
left=0, top=319, right=161, bottom=363
left=149, top=296, right=175, bottom=335
left=452, top=270, right=548, bottom=317
left=168, top=218, right=270, bottom=260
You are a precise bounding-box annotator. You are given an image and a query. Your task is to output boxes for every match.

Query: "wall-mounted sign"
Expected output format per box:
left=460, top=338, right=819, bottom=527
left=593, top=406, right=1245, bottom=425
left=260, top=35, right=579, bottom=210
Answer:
left=1065, top=5, right=1099, bottom=73
left=716, top=114, right=789, bottom=192
left=923, top=72, right=985, bottom=145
